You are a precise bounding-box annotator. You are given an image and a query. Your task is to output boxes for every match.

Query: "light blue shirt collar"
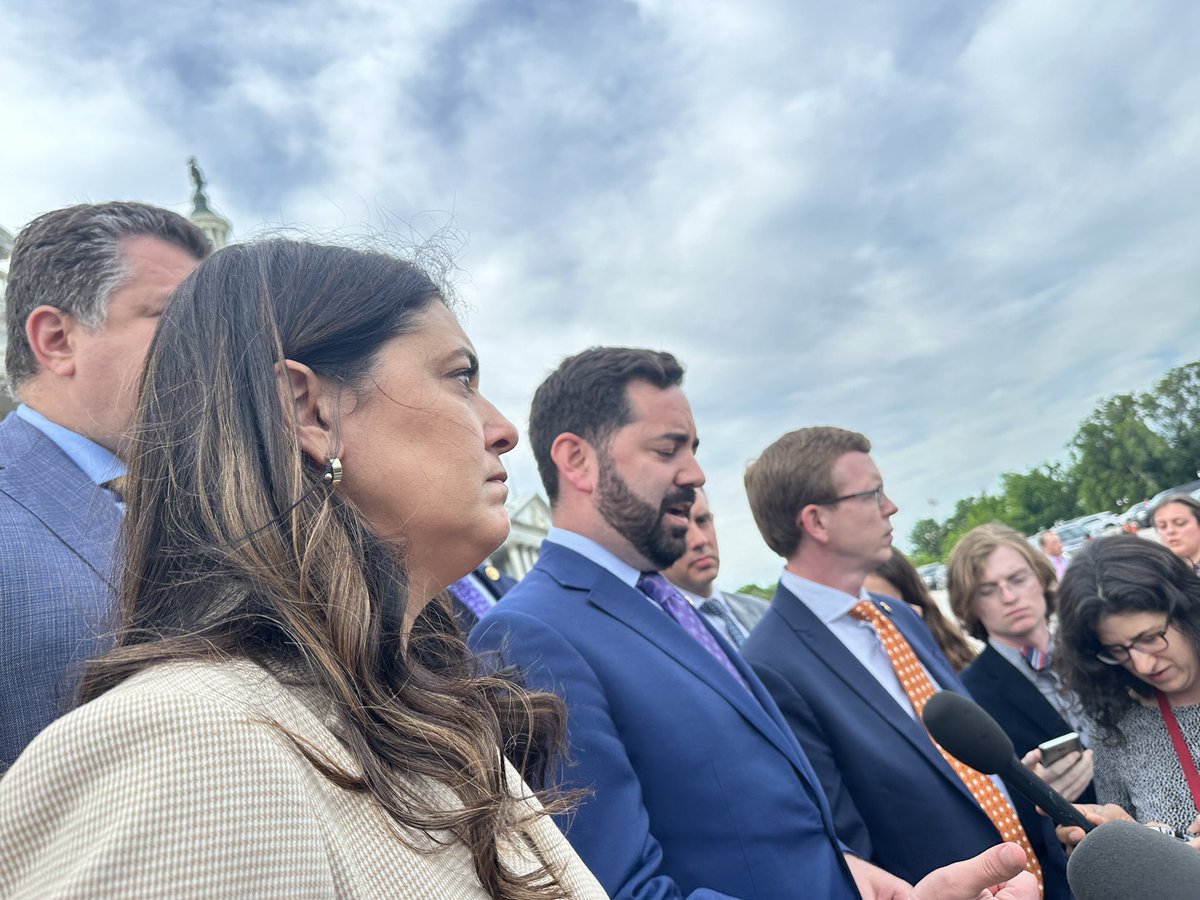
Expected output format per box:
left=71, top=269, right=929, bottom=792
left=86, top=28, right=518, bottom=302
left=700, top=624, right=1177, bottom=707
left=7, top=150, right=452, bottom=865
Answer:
left=546, top=526, right=643, bottom=590
left=779, top=569, right=870, bottom=623
left=15, top=404, right=126, bottom=487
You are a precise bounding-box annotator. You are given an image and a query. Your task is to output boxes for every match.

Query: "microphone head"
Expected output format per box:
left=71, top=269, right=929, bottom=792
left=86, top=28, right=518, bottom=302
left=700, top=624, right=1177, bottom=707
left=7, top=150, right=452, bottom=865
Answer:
left=921, top=690, right=1015, bottom=775
left=1067, top=820, right=1200, bottom=900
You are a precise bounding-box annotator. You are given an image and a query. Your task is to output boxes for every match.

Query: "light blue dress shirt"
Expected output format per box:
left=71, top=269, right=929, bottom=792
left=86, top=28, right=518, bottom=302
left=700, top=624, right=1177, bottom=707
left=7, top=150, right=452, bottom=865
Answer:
left=15, top=404, right=125, bottom=488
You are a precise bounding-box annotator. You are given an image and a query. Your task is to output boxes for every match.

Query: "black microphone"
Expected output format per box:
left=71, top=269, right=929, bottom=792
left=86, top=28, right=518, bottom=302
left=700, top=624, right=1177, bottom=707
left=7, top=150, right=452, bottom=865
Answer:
left=1067, top=820, right=1200, bottom=899
left=922, top=690, right=1094, bottom=832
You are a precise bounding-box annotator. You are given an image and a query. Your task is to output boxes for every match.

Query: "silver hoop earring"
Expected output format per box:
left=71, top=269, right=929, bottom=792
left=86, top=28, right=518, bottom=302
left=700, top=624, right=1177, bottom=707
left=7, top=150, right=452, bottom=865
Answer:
left=322, top=457, right=343, bottom=488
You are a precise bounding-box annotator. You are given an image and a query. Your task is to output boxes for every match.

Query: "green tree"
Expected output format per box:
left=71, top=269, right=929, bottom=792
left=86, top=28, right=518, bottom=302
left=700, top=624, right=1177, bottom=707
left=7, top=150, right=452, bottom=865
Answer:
left=909, top=517, right=951, bottom=561
left=940, top=494, right=1010, bottom=558
left=1143, top=362, right=1200, bottom=486
left=1069, top=393, right=1174, bottom=511
left=736, top=583, right=776, bottom=601
left=998, top=463, right=1079, bottom=535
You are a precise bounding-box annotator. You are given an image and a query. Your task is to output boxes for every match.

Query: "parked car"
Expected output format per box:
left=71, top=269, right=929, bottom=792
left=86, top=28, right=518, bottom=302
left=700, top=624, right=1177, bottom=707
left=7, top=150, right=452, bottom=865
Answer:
left=1134, top=480, right=1200, bottom=529
left=917, top=562, right=946, bottom=591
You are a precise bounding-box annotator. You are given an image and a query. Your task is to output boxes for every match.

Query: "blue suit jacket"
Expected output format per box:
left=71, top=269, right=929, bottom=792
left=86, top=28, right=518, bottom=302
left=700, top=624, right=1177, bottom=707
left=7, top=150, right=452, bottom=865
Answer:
left=469, top=542, right=857, bottom=900
left=0, top=415, right=122, bottom=768
left=742, top=585, right=1069, bottom=897
left=961, top=643, right=1095, bottom=804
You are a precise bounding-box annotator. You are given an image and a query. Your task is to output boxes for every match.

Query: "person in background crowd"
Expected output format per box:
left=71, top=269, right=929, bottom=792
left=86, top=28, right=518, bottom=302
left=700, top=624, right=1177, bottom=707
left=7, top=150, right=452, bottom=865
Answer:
left=0, top=202, right=209, bottom=768
left=1055, top=535, right=1200, bottom=839
left=1039, top=530, right=1069, bottom=580
left=0, top=240, right=604, bottom=899
left=448, top=561, right=518, bottom=631
left=864, top=549, right=978, bottom=672
left=742, top=427, right=1066, bottom=895
left=663, top=486, right=768, bottom=648
left=472, top=349, right=1037, bottom=900
left=949, top=523, right=1096, bottom=805
left=1152, top=493, right=1200, bottom=576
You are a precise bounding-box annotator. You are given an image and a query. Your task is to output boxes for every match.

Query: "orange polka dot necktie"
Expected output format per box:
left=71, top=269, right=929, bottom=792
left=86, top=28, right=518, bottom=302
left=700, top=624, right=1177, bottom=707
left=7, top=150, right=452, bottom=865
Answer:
left=850, top=599, right=1044, bottom=894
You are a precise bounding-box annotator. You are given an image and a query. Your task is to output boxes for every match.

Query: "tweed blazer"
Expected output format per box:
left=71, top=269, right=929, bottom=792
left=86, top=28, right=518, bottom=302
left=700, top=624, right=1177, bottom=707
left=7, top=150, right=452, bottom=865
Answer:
left=0, top=659, right=605, bottom=899
left=0, top=413, right=124, bottom=768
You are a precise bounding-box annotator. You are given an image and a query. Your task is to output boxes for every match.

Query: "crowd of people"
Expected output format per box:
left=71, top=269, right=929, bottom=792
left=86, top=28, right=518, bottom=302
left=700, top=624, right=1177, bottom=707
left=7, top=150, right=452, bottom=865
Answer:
left=0, top=200, right=1196, bottom=898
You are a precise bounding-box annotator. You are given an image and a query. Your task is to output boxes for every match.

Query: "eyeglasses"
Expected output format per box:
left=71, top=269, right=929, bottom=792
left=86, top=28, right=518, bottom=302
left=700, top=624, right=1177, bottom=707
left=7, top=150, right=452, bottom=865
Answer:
left=1095, top=624, right=1171, bottom=665
left=975, top=569, right=1037, bottom=602
left=820, top=485, right=887, bottom=508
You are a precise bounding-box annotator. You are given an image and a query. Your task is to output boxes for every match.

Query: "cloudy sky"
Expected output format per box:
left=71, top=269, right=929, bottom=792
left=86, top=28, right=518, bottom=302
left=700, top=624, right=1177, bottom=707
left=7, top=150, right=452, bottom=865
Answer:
left=3, top=0, right=1199, bottom=587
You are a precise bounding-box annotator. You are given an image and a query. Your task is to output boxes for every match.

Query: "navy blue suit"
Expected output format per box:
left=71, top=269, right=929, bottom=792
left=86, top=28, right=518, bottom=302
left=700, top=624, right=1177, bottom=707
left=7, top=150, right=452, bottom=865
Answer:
left=0, top=415, right=121, bottom=768
left=470, top=541, right=857, bottom=900
left=742, top=586, right=1069, bottom=897
left=961, top=643, right=1095, bottom=804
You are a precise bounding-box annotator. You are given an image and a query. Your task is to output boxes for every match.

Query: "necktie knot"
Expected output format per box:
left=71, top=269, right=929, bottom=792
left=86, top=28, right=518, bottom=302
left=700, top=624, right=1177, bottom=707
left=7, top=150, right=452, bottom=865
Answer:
left=637, top=572, right=750, bottom=692
left=1020, top=644, right=1052, bottom=672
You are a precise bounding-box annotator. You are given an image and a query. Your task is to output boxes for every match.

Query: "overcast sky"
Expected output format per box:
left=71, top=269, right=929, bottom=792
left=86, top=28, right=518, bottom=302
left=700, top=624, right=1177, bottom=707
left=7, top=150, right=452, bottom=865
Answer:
left=3, top=0, right=1199, bottom=588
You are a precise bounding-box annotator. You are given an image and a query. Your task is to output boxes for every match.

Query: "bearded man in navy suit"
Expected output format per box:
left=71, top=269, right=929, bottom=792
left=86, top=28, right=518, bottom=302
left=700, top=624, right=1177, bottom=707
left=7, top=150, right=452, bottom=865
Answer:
left=0, top=203, right=209, bottom=768
left=471, top=348, right=1038, bottom=900
left=741, top=427, right=1069, bottom=897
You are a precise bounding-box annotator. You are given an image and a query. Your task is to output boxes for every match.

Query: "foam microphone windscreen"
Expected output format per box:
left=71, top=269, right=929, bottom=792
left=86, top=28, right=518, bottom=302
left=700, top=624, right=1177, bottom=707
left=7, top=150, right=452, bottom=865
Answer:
left=1067, top=820, right=1200, bottom=900
left=922, top=689, right=1014, bottom=774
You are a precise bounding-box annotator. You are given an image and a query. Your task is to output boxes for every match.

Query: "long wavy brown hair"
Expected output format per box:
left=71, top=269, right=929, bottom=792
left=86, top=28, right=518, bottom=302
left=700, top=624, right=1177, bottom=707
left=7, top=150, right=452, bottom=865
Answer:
left=871, top=550, right=978, bottom=671
left=80, top=239, right=573, bottom=899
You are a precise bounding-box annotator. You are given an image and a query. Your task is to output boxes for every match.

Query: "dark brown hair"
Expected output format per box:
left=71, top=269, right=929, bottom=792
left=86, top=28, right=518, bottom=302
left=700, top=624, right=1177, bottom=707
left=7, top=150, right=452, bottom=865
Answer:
left=1055, top=535, right=1200, bottom=744
left=871, top=550, right=978, bottom=671
left=529, top=347, right=684, bottom=503
left=80, top=239, right=571, bottom=899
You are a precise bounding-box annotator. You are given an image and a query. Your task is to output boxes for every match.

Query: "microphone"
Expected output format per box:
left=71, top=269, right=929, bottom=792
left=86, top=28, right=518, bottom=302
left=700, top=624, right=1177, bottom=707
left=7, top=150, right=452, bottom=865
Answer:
left=922, top=690, right=1094, bottom=832
left=1067, top=820, right=1200, bottom=899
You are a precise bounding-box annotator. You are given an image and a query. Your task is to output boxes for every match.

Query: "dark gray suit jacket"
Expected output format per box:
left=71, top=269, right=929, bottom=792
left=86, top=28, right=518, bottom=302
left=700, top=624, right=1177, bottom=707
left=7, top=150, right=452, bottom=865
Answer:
left=0, top=414, right=122, bottom=768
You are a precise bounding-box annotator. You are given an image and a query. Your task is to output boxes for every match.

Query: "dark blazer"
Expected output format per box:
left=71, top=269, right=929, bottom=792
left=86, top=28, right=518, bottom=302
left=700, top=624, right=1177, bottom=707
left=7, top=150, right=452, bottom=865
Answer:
left=0, top=414, right=122, bottom=768
left=961, top=643, right=1096, bottom=804
left=449, top=563, right=518, bottom=630
left=470, top=542, right=857, bottom=900
left=742, top=585, right=1070, bottom=897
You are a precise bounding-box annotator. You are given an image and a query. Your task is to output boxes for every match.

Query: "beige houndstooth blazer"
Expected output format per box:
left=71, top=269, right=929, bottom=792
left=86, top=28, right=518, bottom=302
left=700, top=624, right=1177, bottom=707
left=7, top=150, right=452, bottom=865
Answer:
left=0, top=659, right=606, bottom=898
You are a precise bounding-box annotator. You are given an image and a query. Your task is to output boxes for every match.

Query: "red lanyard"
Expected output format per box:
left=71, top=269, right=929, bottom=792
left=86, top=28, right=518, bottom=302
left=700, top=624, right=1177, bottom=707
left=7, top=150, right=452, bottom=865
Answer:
left=1156, top=690, right=1200, bottom=815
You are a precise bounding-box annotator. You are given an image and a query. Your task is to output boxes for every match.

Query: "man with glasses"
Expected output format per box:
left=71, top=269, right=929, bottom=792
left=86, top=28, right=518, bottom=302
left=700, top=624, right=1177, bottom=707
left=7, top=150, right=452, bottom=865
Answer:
left=741, top=427, right=1070, bottom=896
left=948, top=523, right=1096, bottom=806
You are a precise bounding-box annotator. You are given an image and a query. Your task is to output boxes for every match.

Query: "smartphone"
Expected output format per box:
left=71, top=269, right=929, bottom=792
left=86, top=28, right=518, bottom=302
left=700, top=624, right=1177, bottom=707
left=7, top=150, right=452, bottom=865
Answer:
left=1038, top=732, right=1083, bottom=766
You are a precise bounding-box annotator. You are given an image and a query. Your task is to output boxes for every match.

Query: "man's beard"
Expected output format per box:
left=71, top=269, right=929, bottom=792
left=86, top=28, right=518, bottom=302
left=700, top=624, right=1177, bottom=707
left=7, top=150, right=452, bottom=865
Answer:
left=596, top=455, right=695, bottom=570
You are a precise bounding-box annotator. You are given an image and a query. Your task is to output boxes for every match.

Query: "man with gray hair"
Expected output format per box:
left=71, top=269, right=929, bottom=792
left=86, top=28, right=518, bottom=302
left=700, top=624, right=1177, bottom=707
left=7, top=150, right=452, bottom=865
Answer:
left=0, top=202, right=209, bottom=767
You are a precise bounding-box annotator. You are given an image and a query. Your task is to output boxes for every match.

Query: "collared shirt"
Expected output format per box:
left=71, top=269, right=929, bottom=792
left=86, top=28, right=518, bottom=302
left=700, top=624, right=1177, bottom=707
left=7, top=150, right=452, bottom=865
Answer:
left=1047, top=555, right=1069, bottom=580
left=989, top=638, right=1092, bottom=747
left=677, top=585, right=749, bottom=646
left=780, top=569, right=935, bottom=721
left=16, top=404, right=125, bottom=487
left=783, top=569, right=1013, bottom=798
left=545, top=527, right=644, bottom=590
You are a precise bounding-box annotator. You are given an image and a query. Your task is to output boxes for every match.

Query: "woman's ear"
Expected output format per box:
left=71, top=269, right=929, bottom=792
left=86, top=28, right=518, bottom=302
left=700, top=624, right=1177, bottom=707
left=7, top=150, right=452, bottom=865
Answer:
left=280, top=359, right=339, bottom=466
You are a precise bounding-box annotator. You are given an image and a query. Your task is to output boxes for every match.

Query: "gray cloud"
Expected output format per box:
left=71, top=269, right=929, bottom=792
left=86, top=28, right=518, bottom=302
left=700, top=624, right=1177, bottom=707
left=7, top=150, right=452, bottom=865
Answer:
left=2, top=0, right=1198, bottom=586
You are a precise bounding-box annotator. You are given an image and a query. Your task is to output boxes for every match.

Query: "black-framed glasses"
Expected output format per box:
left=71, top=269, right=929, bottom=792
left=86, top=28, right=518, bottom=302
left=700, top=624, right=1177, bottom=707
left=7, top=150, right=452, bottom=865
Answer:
left=819, top=485, right=886, bottom=508
left=1096, top=624, right=1171, bottom=665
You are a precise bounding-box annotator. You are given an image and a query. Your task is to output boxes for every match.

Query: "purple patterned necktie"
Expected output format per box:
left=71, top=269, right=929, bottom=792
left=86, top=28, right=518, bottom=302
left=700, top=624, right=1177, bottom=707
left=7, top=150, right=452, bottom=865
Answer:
left=637, top=572, right=751, bottom=692
left=452, top=576, right=493, bottom=619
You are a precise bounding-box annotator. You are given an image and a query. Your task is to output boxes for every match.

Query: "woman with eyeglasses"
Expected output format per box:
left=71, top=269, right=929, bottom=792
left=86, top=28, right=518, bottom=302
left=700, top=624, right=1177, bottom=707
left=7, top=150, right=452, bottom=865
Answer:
left=947, top=523, right=1095, bottom=804
left=0, top=240, right=604, bottom=898
left=1055, top=534, right=1200, bottom=839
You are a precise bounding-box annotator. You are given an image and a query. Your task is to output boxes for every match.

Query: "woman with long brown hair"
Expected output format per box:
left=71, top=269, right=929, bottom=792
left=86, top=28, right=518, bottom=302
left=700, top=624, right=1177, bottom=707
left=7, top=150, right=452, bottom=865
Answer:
left=864, top=549, right=978, bottom=672
left=0, top=240, right=603, bottom=898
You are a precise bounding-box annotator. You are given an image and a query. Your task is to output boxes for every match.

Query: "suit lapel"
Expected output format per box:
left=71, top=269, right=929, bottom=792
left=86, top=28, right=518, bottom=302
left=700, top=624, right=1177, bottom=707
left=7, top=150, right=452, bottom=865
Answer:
left=772, top=585, right=985, bottom=808
left=977, top=645, right=1067, bottom=736
left=538, top=544, right=806, bottom=766
left=0, top=416, right=123, bottom=585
